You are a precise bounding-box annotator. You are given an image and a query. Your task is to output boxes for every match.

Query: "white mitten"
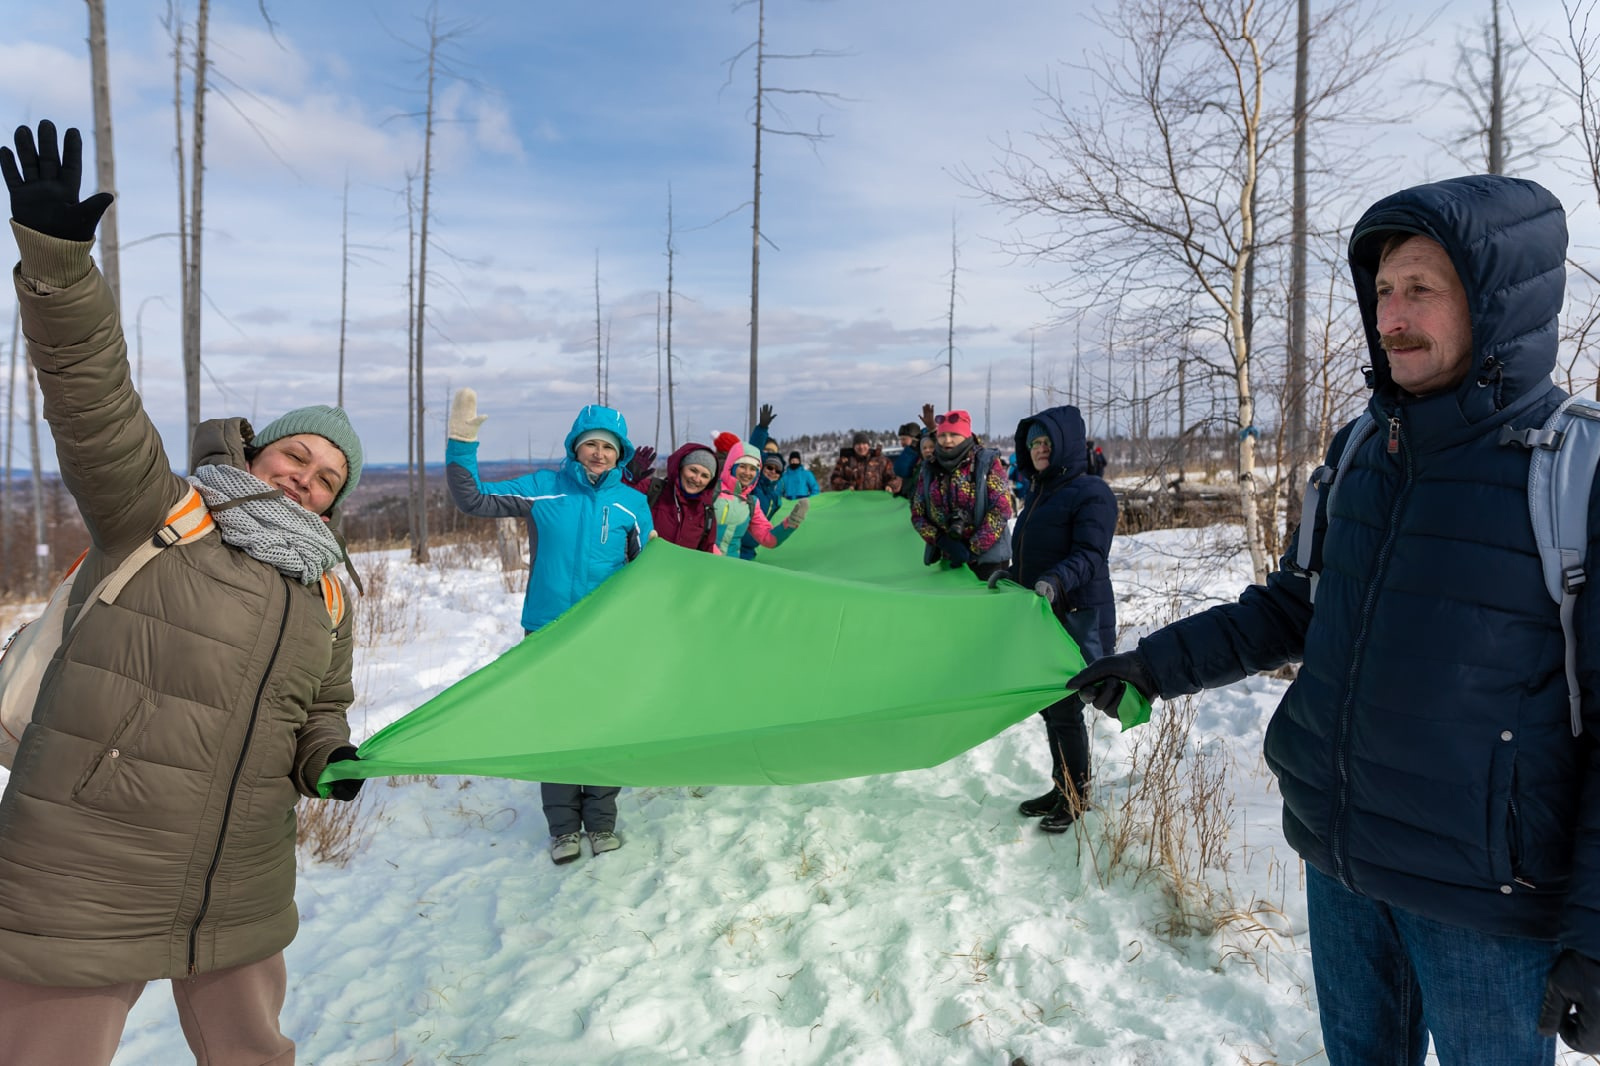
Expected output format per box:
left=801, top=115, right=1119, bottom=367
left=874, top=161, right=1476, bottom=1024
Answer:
left=448, top=388, right=489, bottom=442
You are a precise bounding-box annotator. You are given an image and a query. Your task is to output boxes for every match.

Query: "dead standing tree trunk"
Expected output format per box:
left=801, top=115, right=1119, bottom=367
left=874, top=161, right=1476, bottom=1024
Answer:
left=665, top=186, right=678, bottom=449
left=407, top=8, right=466, bottom=564
left=413, top=23, right=439, bottom=565
left=166, top=0, right=210, bottom=454
left=729, top=0, right=845, bottom=432
left=86, top=0, right=121, bottom=312
left=2, top=307, right=17, bottom=593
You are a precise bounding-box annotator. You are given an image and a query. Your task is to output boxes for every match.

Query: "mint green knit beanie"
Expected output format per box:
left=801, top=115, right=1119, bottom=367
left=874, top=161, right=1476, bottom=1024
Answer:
left=251, top=404, right=364, bottom=507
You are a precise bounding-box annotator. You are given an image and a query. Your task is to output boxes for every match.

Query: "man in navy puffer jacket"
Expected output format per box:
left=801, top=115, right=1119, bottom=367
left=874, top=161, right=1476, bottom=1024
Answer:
left=1072, top=176, right=1600, bottom=1063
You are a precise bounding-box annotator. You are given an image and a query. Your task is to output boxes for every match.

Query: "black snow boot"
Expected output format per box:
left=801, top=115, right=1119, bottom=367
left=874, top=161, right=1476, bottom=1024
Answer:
left=1039, top=791, right=1091, bottom=834
left=1018, top=789, right=1061, bottom=818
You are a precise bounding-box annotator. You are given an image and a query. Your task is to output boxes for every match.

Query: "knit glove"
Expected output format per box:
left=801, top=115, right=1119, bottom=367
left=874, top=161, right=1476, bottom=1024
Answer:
left=937, top=536, right=971, bottom=565
left=626, top=445, right=657, bottom=483
left=757, top=403, right=776, bottom=429
left=447, top=388, right=488, bottom=442
left=1034, top=576, right=1060, bottom=603
left=781, top=498, right=809, bottom=529
left=1068, top=651, right=1159, bottom=718
left=1, top=121, right=114, bottom=242
left=1540, top=949, right=1600, bottom=1052
left=985, top=568, right=1011, bottom=589
left=324, top=746, right=364, bottom=802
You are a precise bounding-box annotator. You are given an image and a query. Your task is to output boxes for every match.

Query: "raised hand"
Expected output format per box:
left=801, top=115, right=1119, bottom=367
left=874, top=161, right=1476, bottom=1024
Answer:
left=758, top=403, right=776, bottom=429
left=627, top=445, right=657, bottom=482
left=920, top=403, right=936, bottom=430
left=0, top=121, right=114, bottom=242
left=447, top=388, right=489, bottom=442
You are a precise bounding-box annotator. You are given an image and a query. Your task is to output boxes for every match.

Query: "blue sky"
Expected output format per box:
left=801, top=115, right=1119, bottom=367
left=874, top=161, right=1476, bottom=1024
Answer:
left=3, top=0, right=1594, bottom=465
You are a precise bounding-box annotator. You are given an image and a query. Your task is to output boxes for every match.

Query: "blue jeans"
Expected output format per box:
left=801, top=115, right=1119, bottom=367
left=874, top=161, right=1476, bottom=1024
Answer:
left=1305, top=865, right=1558, bottom=1066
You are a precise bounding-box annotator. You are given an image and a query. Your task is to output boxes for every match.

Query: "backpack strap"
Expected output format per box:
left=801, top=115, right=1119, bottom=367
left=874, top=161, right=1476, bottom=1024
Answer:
left=972, top=447, right=997, bottom=529
left=1291, top=412, right=1377, bottom=603
left=91, top=486, right=216, bottom=608
left=319, top=573, right=348, bottom=629
left=1520, top=395, right=1600, bottom=736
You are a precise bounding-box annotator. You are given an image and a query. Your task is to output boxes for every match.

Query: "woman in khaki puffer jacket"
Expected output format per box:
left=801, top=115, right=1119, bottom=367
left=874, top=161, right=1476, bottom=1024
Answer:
left=0, top=120, right=363, bottom=1066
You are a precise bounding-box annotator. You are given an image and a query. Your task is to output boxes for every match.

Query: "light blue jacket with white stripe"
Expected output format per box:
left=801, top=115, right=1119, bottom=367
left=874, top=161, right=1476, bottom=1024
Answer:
left=446, top=404, right=654, bottom=633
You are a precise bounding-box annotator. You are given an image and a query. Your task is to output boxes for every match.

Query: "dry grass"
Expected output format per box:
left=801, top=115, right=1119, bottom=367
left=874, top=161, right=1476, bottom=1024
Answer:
left=1074, top=689, right=1239, bottom=939
left=296, top=789, right=380, bottom=868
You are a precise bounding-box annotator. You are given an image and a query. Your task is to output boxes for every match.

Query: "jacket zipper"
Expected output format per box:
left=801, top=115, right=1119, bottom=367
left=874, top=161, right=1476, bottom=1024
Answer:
left=187, top=577, right=291, bottom=974
left=1331, top=412, right=1412, bottom=889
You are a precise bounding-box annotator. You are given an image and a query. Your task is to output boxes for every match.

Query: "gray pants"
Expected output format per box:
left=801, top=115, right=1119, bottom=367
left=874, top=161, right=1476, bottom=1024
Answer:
left=542, top=782, right=620, bottom=836
left=0, top=951, right=292, bottom=1066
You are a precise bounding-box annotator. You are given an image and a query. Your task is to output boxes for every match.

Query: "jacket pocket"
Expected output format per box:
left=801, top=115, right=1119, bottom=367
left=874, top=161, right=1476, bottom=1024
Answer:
left=72, top=696, right=155, bottom=805
left=1486, top=738, right=1517, bottom=884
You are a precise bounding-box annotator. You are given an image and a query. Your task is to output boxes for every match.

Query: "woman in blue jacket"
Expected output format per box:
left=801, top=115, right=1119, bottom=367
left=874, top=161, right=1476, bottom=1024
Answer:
left=446, top=389, right=653, bottom=866
left=1008, top=404, right=1118, bottom=833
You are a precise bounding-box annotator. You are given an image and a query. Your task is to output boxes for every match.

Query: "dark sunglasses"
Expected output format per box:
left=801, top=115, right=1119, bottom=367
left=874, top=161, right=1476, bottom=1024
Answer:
left=935, top=413, right=962, bottom=425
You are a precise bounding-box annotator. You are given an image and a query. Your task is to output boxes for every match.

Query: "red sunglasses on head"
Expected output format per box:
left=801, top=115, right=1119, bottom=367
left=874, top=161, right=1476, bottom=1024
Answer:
left=935, top=413, right=961, bottom=425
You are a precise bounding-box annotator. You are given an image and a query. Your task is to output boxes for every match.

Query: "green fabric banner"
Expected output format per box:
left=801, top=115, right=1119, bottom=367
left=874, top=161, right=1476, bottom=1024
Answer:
left=321, top=491, right=1148, bottom=793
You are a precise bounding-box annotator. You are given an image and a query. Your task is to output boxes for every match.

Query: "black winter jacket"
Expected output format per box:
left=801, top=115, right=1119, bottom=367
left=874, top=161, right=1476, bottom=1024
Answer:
left=1138, top=176, right=1600, bottom=954
left=1010, top=405, right=1118, bottom=656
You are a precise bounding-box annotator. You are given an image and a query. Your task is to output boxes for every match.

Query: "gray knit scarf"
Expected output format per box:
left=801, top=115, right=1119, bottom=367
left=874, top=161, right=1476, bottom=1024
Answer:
left=187, top=464, right=344, bottom=584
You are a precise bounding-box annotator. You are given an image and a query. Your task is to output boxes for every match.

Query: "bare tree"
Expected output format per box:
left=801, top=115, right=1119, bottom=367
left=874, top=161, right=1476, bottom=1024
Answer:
left=666, top=186, right=678, bottom=449
left=86, top=0, right=121, bottom=311
left=2, top=307, right=16, bottom=592
left=26, top=357, right=46, bottom=594
left=173, top=0, right=211, bottom=451
left=337, top=176, right=349, bottom=408
left=728, top=0, right=846, bottom=431
left=1422, top=0, right=1560, bottom=174
left=135, top=295, right=167, bottom=395
left=405, top=8, right=469, bottom=564
left=966, top=0, right=1403, bottom=582
left=654, top=292, right=663, bottom=448
left=1285, top=0, right=1310, bottom=526
left=944, top=219, right=959, bottom=411
left=1524, top=0, right=1600, bottom=395
left=405, top=171, right=418, bottom=547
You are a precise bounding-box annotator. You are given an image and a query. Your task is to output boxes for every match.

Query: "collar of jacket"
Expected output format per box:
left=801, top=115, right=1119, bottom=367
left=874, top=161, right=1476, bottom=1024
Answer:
left=562, top=456, right=624, bottom=492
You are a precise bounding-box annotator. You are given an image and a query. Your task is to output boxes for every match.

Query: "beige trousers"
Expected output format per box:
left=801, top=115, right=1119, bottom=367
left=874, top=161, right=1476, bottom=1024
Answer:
left=0, top=951, right=293, bottom=1066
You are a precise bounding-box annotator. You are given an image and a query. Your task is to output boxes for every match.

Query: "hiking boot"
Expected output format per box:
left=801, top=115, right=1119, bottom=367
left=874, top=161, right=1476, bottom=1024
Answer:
left=1018, top=789, right=1062, bottom=818
left=1039, top=795, right=1092, bottom=834
left=588, top=830, right=622, bottom=855
left=550, top=833, right=582, bottom=865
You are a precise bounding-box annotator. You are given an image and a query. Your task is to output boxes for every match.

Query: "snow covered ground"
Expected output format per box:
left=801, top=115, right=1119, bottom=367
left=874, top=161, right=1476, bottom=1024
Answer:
left=1, top=527, right=1584, bottom=1063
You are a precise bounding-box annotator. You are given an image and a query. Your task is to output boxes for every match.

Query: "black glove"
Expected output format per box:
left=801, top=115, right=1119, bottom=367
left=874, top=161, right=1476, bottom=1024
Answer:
left=757, top=403, right=776, bottom=429
left=626, top=445, right=656, bottom=482
left=1068, top=651, right=1158, bottom=717
left=985, top=568, right=1011, bottom=590
left=1, top=121, right=114, bottom=242
left=324, top=746, right=364, bottom=802
left=937, top=536, right=971, bottom=565
left=1540, top=949, right=1600, bottom=1052
left=1034, top=576, right=1060, bottom=604
left=923, top=540, right=941, bottom=567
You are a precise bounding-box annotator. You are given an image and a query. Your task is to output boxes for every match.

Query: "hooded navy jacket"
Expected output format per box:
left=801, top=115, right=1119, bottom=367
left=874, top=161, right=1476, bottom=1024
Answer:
left=1010, top=405, right=1118, bottom=657
left=1137, top=176, right=1600, bottom=954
